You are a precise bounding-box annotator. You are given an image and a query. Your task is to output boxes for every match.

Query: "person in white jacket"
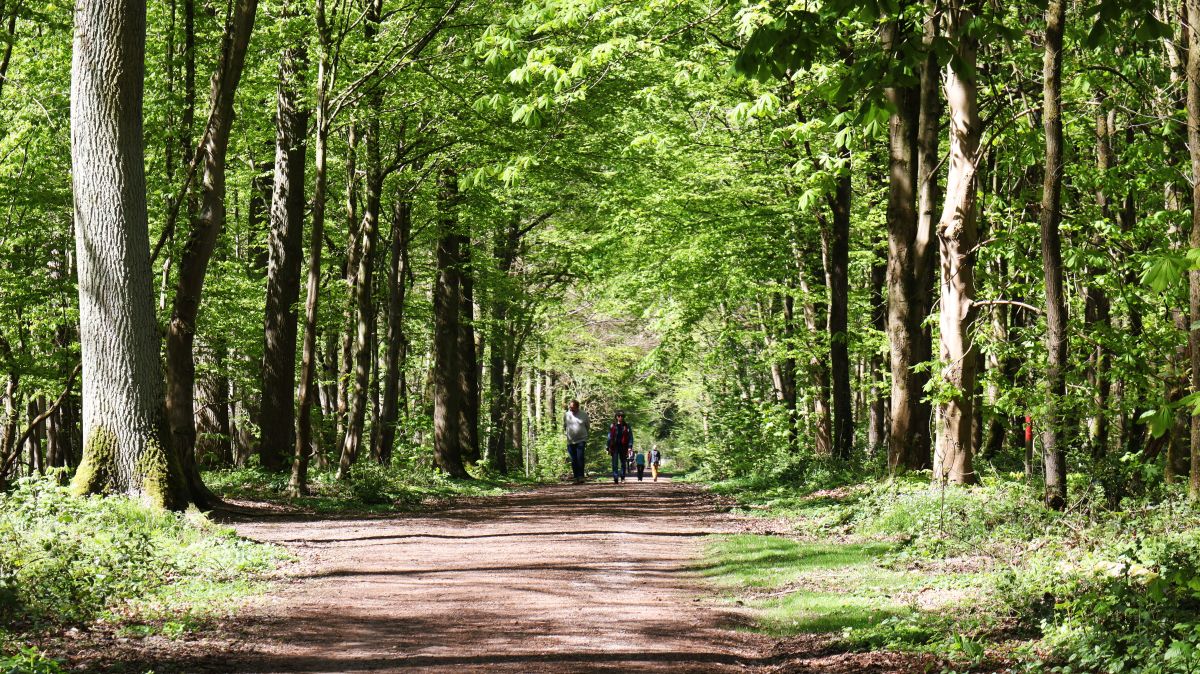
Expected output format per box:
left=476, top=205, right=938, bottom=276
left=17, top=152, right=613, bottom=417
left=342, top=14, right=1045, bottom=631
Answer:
left=563, top=400, right=589, bottom=483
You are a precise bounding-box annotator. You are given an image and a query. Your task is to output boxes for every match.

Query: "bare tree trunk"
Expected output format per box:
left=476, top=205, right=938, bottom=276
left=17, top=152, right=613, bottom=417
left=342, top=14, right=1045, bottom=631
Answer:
left=1041, top=0, right=1068, bottom=508
left=886, top=6, right=939, bottom=473
left=868, top=254, right=888, bottom=456
left=164, top=0, right=256, bottom=505
left=1186, top=0, right=1200, bottom=499
left=827, top=157, right=853, bottom=459
left=260, top=9, right=308, bottom=472
left=457, top=232, right=481, bottom=464
left=1086, top=99, right=1114, bottom=461
left=433, top=169, right=468, bottom=477
left=933, top=0, right=981, bottom=486
left=70, top=0, right=188, bottom=509
left=798, top=266, right=832, bottom=456
left=336, top=128, right=360, bottom=446
left=375, top=199, right=412, bottom=465
left=194, top=342, right=232, bottom=466
left=290, top=0, right=333, bottom=494
left=338, top=0, right=384, bottom=478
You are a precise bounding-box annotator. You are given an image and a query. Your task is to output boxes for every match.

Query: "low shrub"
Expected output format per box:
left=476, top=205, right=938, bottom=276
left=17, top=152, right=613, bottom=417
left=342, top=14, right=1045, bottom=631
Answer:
left=0, top=473, right=283, bottom=626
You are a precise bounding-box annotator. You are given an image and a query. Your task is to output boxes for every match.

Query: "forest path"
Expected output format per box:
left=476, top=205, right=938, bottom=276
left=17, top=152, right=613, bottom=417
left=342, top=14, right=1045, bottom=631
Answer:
left=216, top=478, right=770, bottom=673
left=84, top=479, right=933, bottom=673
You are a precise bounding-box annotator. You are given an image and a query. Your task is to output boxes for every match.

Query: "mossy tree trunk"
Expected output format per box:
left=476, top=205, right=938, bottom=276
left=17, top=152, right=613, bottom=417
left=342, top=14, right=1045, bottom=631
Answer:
left=69, top=0, right=189, bottom=510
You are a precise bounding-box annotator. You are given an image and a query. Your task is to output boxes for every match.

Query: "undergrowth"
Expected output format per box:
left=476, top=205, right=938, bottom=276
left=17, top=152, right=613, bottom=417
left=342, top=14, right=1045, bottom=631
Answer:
left=0, top=473, right=286, bottom=670
left=206, top=461, right=536, bottom=512
left=705, top=468, right=1200, bottom=673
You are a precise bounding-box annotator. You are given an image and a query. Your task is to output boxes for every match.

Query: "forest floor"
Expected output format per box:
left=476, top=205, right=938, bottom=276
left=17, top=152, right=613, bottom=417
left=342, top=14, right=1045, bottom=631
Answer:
left=56, top=479, right=945, bottom=673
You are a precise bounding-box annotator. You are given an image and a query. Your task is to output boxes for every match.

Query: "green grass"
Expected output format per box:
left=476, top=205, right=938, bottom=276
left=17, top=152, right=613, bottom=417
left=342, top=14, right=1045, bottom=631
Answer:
left=699, top=534, right=926, bottom=638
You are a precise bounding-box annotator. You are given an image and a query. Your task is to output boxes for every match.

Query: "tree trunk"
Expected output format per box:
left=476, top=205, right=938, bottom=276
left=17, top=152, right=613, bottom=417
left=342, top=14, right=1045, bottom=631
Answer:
left=260, top=13, right=308, bottom=472
left=69, top=0, right=189, bottom=509
left=826, top=156, right=853, bottom=459
left=375, top=199, right=412, bottom=465
left=164, top=0, right=256, bottom=505
left=933, top=0, right=981, bottom=486
left=886, top=7, right=938, bottom=473
left=798, top=265, right=832, bottom=456
left=194, top=342, right=232, bottom=466
left=457, top=231, right=481, bottom=463
left=868, top=254, right=888, bottom=456
left=338, top=0, right=385, bottom=478
left=290, top=0, right=333, bottom=495
left=433, top=169, right=468, bottom=477
left=336, top=128, right=360, bottom=446
left=1041, top=0, right=1068, bottom=508
left=1086, top=100, right=1114, bottom=461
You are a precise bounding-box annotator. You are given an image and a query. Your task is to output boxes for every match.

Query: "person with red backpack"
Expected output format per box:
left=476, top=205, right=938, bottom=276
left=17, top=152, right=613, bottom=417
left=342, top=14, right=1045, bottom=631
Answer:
left=606, top=411, right=634, bottom=484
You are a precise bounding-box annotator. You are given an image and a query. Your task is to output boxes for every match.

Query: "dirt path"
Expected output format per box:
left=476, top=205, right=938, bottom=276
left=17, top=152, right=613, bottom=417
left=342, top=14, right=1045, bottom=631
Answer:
left=75, top=479, right=935, bottom=673
left=215, top=478, right=767, bottom=673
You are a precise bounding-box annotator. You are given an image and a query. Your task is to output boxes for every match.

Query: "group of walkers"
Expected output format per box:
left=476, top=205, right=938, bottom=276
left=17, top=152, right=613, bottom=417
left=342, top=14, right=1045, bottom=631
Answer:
left=562, top=400, right=662, bottom=484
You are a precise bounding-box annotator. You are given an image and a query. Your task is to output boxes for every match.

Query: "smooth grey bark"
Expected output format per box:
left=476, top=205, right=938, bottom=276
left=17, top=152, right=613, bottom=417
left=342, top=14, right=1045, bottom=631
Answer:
left=1041, top=0, right=1068, bottom=508
left=69, top=0, right=188, bottom=509
left=933, top=0, right=982, bottom=486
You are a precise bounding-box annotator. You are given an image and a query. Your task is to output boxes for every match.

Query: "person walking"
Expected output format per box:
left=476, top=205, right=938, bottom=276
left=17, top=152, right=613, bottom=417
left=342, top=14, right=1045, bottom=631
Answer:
left=649, top=446, right=662, bottom=482
left=563, top=399, right=589, bottom=483
left=634, top=449, right=646, bottom=481
left=606, top=411, right=634, bottom=484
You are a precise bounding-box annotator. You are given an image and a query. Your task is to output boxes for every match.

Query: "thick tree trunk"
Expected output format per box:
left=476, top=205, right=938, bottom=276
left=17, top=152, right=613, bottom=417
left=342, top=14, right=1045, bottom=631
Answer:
left=933, top=0, right=981, bottom=486
left=486, top=218, right=523, bottom=474
left=886, top=8, right=938, bottom=473
left=375, top=199, right=412, bottom=465
left=260, top=18, right=308, bottom=472
left=69, top=0, right=188, bottom=509
left=433, top=169, right=468, bottom=477
left=164, top=0, right=256, bottom=505
left=1041, top=0, right=1068, bottom=508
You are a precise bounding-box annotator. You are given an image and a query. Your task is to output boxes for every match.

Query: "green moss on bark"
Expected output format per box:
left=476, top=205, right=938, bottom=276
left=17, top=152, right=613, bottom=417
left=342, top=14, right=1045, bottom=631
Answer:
left=70, top=425, right=118, bottom=497
left=70, top=421, right=190, bottom=511
left=135, top=420, right=189, bottom=511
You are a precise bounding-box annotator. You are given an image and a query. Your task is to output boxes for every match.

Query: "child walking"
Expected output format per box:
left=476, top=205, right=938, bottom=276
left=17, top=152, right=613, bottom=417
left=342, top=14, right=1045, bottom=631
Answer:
left=634, top=450, right=646, bottom=481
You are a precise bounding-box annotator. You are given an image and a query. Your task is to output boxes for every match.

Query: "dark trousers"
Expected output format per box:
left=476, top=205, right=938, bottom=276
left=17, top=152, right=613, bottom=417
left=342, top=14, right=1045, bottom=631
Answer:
left=567, top=442, right=586, bottom=479
left=610, top=452, right=628, bottom=481
left=636, top=464, right=645, bottom=480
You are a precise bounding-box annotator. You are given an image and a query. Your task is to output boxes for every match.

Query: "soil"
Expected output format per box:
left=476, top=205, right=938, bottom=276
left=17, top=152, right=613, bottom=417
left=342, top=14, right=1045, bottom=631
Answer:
left=63, top=479, right=943, bottom=673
